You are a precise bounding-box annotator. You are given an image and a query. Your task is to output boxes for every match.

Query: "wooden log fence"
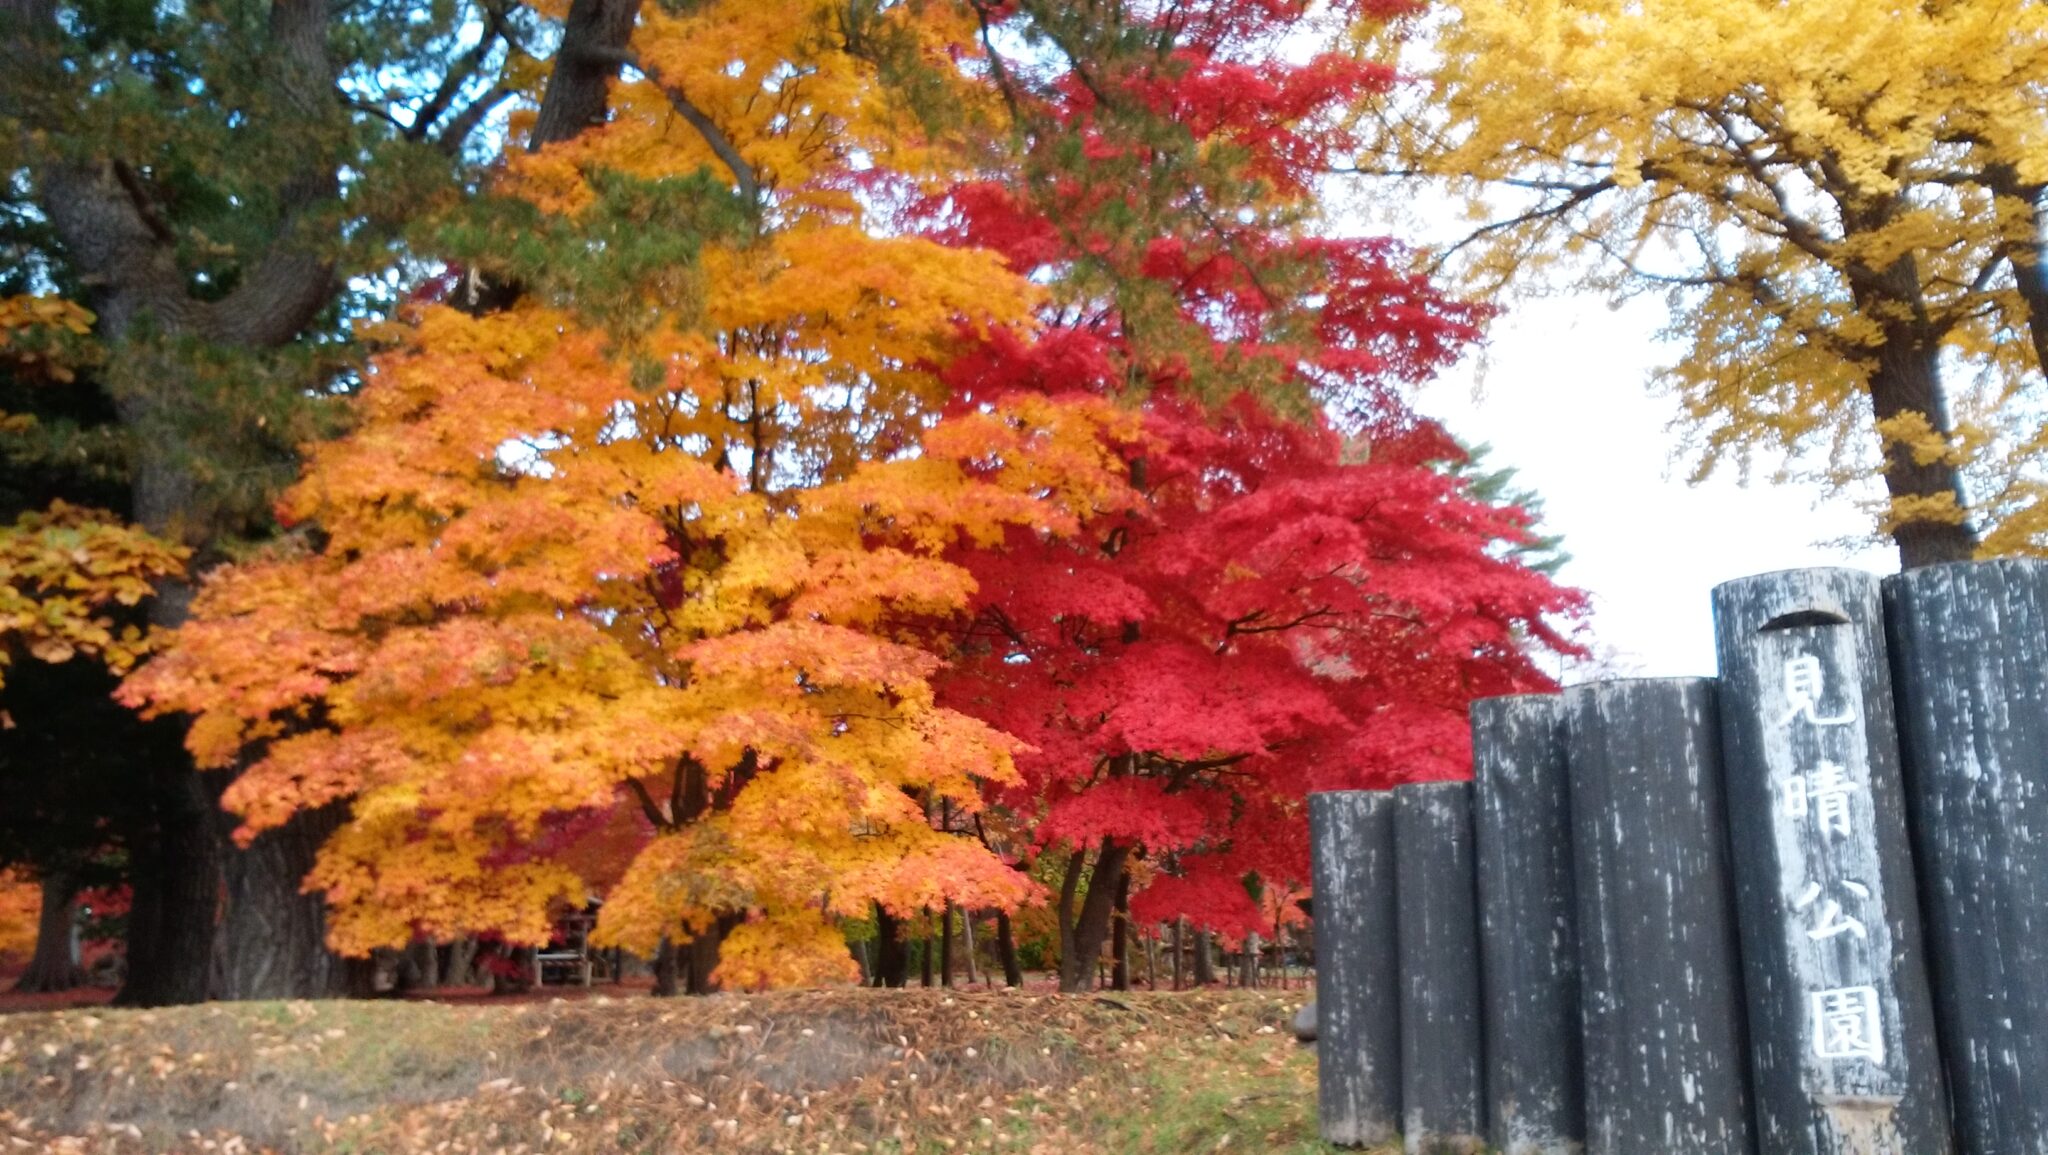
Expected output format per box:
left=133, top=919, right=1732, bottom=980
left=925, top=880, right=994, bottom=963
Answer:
left=1471, top=695, right=1582, bottom=1155
left=1394, top=781, right=1486, bottom=1154
left=1309, top=789, right=1403, bottom=1147
left=1567, top=678, right=1753, bottom=1155
left=1886, top=561, right=2048, bottom=1155
left=1713, top=569, right=1949, bottom=1155
left=1308, top=559, right=2048, bottom=1153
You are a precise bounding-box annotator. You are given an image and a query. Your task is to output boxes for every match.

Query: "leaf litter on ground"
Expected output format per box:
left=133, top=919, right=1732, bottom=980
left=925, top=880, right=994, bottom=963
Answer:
left=0, top=986, right=1367, bottom=1153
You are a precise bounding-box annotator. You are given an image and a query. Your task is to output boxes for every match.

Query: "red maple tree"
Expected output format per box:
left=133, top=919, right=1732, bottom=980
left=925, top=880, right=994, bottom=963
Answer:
left=922, top=0, right=1583, bottom=990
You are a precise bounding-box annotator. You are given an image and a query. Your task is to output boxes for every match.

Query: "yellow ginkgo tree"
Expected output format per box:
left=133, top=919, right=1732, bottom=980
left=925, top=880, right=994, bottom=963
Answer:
left=1359, top=0, right=2048, bottom=565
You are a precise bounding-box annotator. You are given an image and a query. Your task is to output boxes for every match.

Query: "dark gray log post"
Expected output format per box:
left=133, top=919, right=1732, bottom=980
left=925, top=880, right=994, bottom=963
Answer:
left=1886, top=560, right=2048, bottom=1155
left=1394, top=781, right=1487, bottom=1155
left=1566, top=678, right=1755, bottom=1155
left=1309, top=789, right=1403, bottom=1147
left=1471, top=695, right=1584, bottom=1155
left=1713, top=569, right=1951, bottom=1155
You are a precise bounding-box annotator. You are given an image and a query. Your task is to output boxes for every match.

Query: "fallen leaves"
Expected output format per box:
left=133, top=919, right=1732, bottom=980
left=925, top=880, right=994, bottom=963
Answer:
left=0, top=987, right=1325, bottom=1153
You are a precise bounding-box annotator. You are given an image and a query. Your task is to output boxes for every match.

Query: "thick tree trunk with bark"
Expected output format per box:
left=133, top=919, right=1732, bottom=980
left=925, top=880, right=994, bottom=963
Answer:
left=13, top=871, right=82, bottom=993
left=219, top=801, right=349, bottom=1000
left=995, top=910, right=1023, bottom=988
left=115, top=767, right=224, bottom=1006
left=9, top=0, right=349, bottom=1009
left=528, top=0, right=644, bottom=148
left=682, top=916, right=735, bottom=995
left=1852, top=253, right=1979, bottom=568
left=1057, top=838, right=1131, bottom=993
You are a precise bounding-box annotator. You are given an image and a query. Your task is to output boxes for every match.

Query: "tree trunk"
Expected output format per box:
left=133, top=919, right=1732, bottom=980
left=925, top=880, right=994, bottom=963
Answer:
left=342, top=954, right=378, bottom=999
left=12, top=870, right=83, bottom=993
left=115, top=766, right=224, bottom=1007
left=1172, top=918, right=1185, bottom=991
left=2014, top=194, right=2048, bottom=384
left=1054, top=847, right=1086, bottom=984
left=527, top=0, right=645, bottom=149
left=940, top=901, right=955, bottom=988
left=21, top=0, right=647, bottom=1014
left=682, top=916, right=733, bottom=995
left=1852, top=255, right=1978, bottom=568
left=651, top=936, right=678, bottom=997
left=1193, top=927, right=1216, bottom=986
left=1058, top=838, right=1131, bottom=993
left=1982, top=167, right=2048, bottom=389
left=1144, top=924, right=1158, bottom=990
left=919, top=908, right=934, bottom=988
left=219, top=801, right=349, bottom=1000
left=875, top=904, right=909, bottom=988
left=1110, top=873, right=1131, bottom=992
left=961, top=912, right=978, bottom=985
left=396, top=940, right=439, bottom=992
left=444, top=938, right=478, bottom=988
left=995, top=910, right=1023, bottom=988
left=1239, top=932, right=1261, bottom=989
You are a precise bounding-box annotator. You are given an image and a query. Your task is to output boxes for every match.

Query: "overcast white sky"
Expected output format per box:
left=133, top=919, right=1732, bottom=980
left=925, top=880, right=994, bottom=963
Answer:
left=1413, top=293, right=1896, bottom=680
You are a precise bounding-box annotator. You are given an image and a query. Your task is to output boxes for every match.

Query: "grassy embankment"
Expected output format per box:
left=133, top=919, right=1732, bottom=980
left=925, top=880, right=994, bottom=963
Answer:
left=0, top=987, right=1385, bottom=1154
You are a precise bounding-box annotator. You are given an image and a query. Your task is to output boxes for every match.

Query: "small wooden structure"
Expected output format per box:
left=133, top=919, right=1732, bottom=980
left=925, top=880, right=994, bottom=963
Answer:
left=533, top=904, right=602, bottom=987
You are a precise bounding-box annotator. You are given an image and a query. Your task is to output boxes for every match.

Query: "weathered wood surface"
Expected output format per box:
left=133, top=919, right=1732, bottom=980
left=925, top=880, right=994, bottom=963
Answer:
left=1886, top=560, right=2048, bottom=1155
left=1471, top=694, right=1584, bottom=1155
left=1394, top=781, right=1487, bottom=1155
left=1309, top=789, right=1403, bottom=1147
left=1565, top=678, right=1756, bottom=1155
left=1713, top=569, right=1950, bottom=1155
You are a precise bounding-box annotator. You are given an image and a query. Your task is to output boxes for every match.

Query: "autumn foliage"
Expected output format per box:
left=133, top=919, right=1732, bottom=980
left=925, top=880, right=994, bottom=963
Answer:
left=1358, top=0, right=2048, bottom=566
left=113, top=0, right=1580, bottom=991
left=122, top=0, right=1127, bottom=987
left=0, top=298, right=187, bottom=693
left=938, top=398, right=1576, bottom=942
left=0, top=869, right=37, bottom=966
left=903, top=0, right=1577, bottom=969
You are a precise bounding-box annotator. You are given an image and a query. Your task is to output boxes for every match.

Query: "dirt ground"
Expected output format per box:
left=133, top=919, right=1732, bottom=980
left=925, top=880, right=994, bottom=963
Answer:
left=0, top=984, right=1351, bottom=1154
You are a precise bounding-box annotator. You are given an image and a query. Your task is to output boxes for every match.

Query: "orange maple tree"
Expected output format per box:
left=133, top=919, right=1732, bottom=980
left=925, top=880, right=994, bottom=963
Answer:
left=122, top=0, right=1140, bottom=988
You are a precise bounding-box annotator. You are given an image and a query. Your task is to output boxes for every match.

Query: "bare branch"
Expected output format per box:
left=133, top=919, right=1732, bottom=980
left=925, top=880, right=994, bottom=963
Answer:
left=409, top=8, right=508, bottom=143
